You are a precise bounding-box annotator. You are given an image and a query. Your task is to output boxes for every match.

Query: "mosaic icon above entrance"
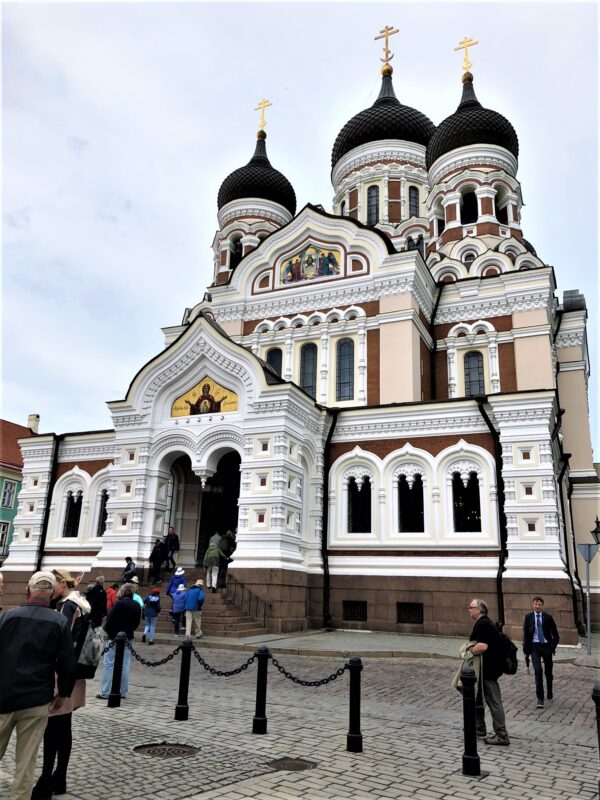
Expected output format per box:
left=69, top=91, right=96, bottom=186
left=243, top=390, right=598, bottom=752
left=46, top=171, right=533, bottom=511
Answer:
left=171, top=377, right=239, bottom=416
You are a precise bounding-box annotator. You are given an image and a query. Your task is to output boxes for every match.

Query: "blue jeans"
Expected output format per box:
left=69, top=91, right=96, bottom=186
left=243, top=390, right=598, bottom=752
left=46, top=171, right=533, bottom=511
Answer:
left=100, top=640, right=132, bottom=697
left=143, top=617, right=157, bottom=641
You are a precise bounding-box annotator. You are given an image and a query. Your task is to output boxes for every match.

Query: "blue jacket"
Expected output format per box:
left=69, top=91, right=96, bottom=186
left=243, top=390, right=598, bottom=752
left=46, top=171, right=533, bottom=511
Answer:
left=184, top=586, right=205, bottom=611
left=167, top=574, right=187, bottom=597
left=171, top=588, right=187, bottom=613
left=143, top=593, right=161, bottom=619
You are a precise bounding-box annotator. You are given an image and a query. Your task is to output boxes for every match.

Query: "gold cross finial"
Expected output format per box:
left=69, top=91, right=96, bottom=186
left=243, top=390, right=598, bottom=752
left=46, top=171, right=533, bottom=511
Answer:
left=454, top=36, right=479, bottom=72
left=254, top=98, right=273, bottom=131
left=374, top=25, right=399, bottom=66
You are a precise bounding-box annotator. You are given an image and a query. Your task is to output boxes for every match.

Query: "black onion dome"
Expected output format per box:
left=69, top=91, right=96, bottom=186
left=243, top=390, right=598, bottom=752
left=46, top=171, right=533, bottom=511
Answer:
left=426, top=72, right=519, bottom=170
left=218, top=130, right=296, bottom=215
left=331, top=68, right=436, bottom=168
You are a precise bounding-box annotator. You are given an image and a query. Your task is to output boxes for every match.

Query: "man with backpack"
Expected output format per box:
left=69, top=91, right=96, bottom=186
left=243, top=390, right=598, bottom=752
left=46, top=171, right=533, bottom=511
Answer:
left=468, top=598, right=510, bottom=746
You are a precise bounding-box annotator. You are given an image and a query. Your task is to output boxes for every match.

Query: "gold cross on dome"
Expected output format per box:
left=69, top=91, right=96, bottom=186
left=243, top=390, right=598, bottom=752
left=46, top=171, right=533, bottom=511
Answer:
left=374, top=25, right=399, bottom=65
left=254, top=98, right=273, bottom=130
left=454, top=36, right=479, bottom=72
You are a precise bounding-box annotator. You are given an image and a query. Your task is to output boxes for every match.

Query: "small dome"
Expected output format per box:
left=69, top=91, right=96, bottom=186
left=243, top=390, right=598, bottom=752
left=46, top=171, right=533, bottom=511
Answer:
left=426, top=73, right=518, bottom=170
left=218, top=131, right=296, bottom=215
left=331, top=68, right=436, bottom=168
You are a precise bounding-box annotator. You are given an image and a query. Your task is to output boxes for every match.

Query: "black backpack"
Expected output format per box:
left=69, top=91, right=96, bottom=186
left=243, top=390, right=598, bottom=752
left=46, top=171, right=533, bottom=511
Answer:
left=494, top=622, right=518, bottom=675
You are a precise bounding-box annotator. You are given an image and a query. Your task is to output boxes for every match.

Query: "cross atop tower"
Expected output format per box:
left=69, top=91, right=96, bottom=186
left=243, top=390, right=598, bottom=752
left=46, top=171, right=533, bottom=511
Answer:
left=454, top=35, right=479, bottom=72
left=254, top=98, right=273, bottom=131
left=374, top=25, right=399, bottom=66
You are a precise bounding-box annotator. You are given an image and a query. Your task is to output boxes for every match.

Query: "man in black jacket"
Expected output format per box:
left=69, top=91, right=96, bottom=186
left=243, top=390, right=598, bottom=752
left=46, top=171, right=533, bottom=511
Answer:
left=0, top=571, right=74, bottom=800
left=97, top=584, right=141, bottom=700
left=468, top=598, right=510, bottom=746
left=522, top=596, right=560, bottom=708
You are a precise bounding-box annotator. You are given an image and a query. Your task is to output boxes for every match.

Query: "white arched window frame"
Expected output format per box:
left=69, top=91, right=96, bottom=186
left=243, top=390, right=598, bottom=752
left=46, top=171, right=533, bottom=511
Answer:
left=91, top=480, right=111, bottom=539
left=447, top=459, right=484, bottom=534
left=343, top=466, right=374, bottom=535
left=445, top=321, right=500, bottom=398
left=391, top=463, right=430, bottom=539
left=329, top=451, right=379, bottom=545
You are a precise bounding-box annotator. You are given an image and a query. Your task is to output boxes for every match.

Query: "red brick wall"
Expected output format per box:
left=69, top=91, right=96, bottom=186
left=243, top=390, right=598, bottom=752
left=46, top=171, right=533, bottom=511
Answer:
left=367, top=329, right=380, bottom=405
left=329, top=432, right=495, bottom=462
left=498, top=342, right=517, bottom=391
left=56, top=459, right=113, bottom=479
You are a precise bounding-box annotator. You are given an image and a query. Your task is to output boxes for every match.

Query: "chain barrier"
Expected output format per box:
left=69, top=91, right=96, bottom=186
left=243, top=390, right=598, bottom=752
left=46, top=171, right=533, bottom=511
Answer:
left=101, top=639, right=114, bottom=656
left=269, top=654, right=348, bottom=687
left=126, top=640, right=181, bottom=667
left=191, top=644, right=256, bottom=677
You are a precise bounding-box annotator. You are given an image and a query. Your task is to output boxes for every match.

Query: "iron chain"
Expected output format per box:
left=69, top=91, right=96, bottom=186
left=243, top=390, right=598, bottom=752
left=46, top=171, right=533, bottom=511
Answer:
left=191, top=645, right=256, bottom=677
left=101, top=639, right=114, bottom=656
left=126, top=640, right=181, bottom=667
left=269, top=655, right=348, bottom=687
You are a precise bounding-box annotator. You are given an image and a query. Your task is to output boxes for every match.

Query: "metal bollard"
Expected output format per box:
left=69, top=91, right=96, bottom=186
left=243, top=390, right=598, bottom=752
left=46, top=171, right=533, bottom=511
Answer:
left=252, top=645, right=270, bottom=734
left=346, top=656, right=363, bottom=753
left=108, top=632, right=127, bottom=708
left=593, top=683, right=600, bottom=796
left=174, top=638, right=193, bottom=721
left=460, top=664, right=481, bottom=776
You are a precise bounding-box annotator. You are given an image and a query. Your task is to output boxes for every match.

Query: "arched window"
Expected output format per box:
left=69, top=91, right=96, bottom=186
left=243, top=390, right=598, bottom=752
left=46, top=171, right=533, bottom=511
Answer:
left=96, top=489, right=109, bottom=537
left=266, top=347, right=283, bottom=376
left=407, top=237, right=417, bottom=251
left=63, top=490, right=82, bottom=538
left=408, top=186, right=419, bottom=217
left=398, top=474, right=424, bottom=532
left=460, top=191, right=478, bottom=224
left=452, top=471, right=482, bottom=531
left=336, top=338, right=354, bottom=401
left=367, top=186, right=379, bottom=225
left=348, top=476, right=371, bottom=533
left=416, top=236, right=425, bottom=257
left=464, top=351, right=485, bottom=396
left=340, top=200, right=346, bottom=216
left=463, top=251, right=477, bottom=268
left=437, top=217, right=445, bottom=236
left=495, top=201, right=508, bottom=225
left=300, top=343, right=318, bottom=399
left=229, top=236, right=243, bottom=270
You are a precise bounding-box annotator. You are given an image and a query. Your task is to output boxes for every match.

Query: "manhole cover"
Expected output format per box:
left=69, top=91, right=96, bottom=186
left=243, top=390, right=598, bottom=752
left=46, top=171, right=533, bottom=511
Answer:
left=268, top=757, right=317, bottom=771
left=133, top=742, right=200, bottom=759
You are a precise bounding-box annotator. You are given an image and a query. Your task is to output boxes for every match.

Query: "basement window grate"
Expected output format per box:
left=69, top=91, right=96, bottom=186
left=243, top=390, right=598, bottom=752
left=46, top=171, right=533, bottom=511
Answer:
left=343, top=600, right=367, bottom=622
left=397, top=602, right=424, bottom=624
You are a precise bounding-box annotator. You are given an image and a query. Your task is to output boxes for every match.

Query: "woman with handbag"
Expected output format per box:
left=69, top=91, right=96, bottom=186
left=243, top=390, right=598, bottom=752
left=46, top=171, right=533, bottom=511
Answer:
left=31, top=568, right=92, bottom=799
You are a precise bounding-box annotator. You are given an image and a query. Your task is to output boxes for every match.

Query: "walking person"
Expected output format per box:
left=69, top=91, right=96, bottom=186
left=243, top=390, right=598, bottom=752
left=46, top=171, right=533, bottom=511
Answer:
left=522, top=596, right=560, bottom=709
left=171, top=583, right=187, bottom=635
left=218, top=529, right=236, bottom=588
left=96, top=584, right=141, bottom=700
left=31, top=569, right=92, bottom=799
left=129, top=576, right=144, bottom=609
left=142, top=586, right=161, bottom=645
left=106, top=582, right=119, bottom=613
left=0, top=571, right=74, bottom=800
left=148, top=539, right=166, bottom=583
left=204, top=541, right=225, bottom=592
left=467, top=598, right=510, bottom=746
left=166, top=566, right=186, bottom=598
left=121, top=557, right=136, bottom=583
left=163, top=526, right=180, bottom=570
left=184, top=579, right=205, bottom=638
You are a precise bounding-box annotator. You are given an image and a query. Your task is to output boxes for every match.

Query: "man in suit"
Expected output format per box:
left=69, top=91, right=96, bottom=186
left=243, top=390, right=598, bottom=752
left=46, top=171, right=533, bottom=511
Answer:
left=522, top=596, right=559, bottom=709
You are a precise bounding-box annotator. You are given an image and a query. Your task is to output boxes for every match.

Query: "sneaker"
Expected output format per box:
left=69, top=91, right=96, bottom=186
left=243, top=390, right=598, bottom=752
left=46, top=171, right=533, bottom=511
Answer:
left=536, top=701, right=544, bottom=709
left=196, top=633, right=204, bottom=639
left=149, top=641, right=154, bottom=645
left=142, top=634, right=146, bottom=643
left=483, top=734, right=510, bottom=746
left=96, top=694, right=108, bottom=700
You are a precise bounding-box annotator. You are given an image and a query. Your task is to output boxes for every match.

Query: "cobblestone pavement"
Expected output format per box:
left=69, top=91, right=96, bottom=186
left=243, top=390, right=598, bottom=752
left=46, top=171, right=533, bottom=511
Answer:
left=1, top=642, right=598, bottom=800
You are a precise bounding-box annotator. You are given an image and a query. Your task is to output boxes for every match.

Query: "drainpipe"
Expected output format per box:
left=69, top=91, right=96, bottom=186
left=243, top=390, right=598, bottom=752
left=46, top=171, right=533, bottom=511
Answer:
left=36, top=433, right=65, bottom=571
left=429, top=283, right=445, bottom=400
left=321, top=410, right=339, bottom=629
left=475, top=399, right=507, bottom=625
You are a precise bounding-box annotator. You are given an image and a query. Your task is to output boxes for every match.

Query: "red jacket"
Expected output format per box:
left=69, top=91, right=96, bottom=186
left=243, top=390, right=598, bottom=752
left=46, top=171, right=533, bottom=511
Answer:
left=106, top=587, right=117, bottom=612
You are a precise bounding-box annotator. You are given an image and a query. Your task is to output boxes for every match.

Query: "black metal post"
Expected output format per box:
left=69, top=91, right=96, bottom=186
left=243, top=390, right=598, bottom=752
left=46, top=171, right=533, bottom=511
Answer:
left=461, top=665, right=481, bottom=776
left=174, top=638, right=193, bottom=721
left=108, top=632, right=127, bottom=708
left=346, top=656, right=363, bottom=753
left=252, top=645, right=270, bottom=734
left=593, top=683, right=600, bottom=797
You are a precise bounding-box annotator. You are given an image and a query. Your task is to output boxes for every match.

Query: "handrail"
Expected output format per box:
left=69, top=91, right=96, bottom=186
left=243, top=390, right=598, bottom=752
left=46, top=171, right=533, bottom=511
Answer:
left=224, top=571, right=270, bottom=629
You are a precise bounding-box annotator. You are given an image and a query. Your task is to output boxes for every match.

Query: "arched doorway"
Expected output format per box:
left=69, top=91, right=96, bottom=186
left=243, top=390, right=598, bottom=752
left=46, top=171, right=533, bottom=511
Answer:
left=168, top=451, right=241, bottom=567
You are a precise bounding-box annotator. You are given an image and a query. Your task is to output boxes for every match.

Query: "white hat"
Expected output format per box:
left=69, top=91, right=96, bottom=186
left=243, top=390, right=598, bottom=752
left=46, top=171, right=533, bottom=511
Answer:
left=28, top=571, right=56, bottom=590
left=131, top=576, right=139, bottom=584
left=175, top=567, right=185, bottom=576
left=177, top=583, right=186, bottom=591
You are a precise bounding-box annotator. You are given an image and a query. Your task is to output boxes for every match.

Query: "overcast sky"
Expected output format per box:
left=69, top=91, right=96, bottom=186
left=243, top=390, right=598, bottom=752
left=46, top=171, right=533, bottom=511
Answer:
left=3, top=1, right=598, bottom=453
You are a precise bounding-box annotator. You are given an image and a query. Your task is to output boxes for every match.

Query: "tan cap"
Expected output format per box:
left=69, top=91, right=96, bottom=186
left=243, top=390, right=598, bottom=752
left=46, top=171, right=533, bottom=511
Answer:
left=195, top=579, right=204, bottom=587
left=28, top=571, right=57, bottom=590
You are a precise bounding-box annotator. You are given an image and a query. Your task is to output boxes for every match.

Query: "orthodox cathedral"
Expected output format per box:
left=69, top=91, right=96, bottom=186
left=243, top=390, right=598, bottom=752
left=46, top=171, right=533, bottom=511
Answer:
left=4, top=32, right=597, bottom=643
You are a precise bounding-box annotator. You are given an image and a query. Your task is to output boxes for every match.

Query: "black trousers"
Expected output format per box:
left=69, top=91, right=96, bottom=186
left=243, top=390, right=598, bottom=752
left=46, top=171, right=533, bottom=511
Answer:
left=531, top=642, right=553, bottom=700
left=40, top=712, right=73, bottom=780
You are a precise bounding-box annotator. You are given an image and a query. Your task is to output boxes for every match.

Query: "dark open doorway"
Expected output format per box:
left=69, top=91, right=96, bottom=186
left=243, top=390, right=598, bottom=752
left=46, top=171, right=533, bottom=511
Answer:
left=195, top=451, right=241, bottom=565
